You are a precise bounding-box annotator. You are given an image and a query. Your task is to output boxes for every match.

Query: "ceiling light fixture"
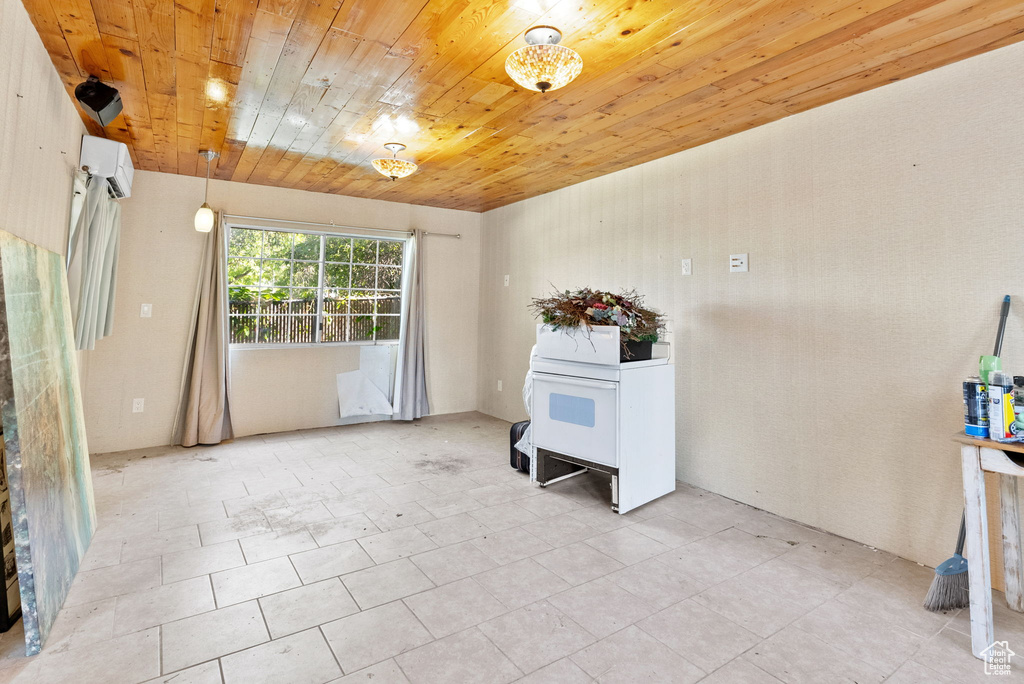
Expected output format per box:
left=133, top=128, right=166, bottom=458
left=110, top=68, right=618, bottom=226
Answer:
left=371, top=143, right=418, bottom=181
left=194, top=150, right=218, bottom=233
left=205, top=79, right=228, bottom=103
left=505, top=26, right=583, bottom=93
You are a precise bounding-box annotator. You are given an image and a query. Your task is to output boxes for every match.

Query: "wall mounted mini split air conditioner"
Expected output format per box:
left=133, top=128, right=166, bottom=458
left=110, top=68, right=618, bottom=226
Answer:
left=79, top=136, right=134, bottom=199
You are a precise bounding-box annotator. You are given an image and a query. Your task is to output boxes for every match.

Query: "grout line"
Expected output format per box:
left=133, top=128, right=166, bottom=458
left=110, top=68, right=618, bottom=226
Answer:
left=318, top=623, right=345, bottom=676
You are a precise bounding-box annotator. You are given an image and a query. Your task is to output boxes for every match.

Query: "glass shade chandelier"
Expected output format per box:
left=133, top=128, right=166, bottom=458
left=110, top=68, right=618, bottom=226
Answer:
left=505, top=26, right=583, bottom=93
left=194, top=149, right=218, bottom=233
left=371, top=143, right=418, bottom=181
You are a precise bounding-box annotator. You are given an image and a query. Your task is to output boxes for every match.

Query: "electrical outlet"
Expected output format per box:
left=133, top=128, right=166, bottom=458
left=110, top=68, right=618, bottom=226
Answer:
left=681, top=258, right=692, bottom=276
left=140, top=303, right=152, bottom=318
left=729, top=253, right=749, bottom=273
left=497, top=380, right=503, bottom=392
left=503, top=275, right=510, bottom=287
left=132, top=398, right=145, bottom=413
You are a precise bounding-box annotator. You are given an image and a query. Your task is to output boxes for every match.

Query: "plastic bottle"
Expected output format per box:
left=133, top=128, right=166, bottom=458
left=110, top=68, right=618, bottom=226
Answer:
left=1012, top=376, right=1024, bottom=437
left=989, top=371, right=1015, bottom=442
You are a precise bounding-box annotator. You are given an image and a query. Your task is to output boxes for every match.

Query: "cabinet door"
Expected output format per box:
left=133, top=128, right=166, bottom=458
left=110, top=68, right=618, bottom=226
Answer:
left=532, top=373, right=618, bottom=467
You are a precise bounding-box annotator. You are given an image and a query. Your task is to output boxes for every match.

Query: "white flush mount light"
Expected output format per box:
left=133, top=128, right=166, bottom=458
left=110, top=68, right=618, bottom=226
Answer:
left=194, top=149, right=218, bottom=233
left=371, top=143, right=418, bottom=181
left=505, top=25, right=583, bottom=93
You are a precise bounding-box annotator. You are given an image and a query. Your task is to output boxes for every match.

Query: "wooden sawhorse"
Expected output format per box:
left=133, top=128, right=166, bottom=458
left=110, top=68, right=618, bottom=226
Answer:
left=955, top=434, right=1024, bottom=659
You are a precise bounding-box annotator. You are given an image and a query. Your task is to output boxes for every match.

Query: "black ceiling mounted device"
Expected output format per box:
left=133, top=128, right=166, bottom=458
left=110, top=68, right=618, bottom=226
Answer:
left=74, top=76, right=123, bottom=128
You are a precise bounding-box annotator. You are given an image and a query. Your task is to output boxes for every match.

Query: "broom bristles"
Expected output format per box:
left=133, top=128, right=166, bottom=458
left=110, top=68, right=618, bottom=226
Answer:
left=924, top=569, right=969, bottom=613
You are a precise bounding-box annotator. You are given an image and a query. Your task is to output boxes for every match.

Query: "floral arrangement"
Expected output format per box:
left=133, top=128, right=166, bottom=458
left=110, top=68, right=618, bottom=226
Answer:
left=530, top=287, right=665, bottom=350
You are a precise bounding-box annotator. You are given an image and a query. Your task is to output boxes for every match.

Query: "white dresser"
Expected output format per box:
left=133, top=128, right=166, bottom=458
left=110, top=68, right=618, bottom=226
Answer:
left=530, top=325, right=676, bottom=514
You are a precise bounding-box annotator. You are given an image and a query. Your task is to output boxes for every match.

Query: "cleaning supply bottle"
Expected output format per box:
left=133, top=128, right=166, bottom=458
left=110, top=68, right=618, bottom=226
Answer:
left=1013, top=376, right=1024, bottom=437
left=980, top=355, right=1003, bottom=385
left=989, top=371, right=1015, bottom=442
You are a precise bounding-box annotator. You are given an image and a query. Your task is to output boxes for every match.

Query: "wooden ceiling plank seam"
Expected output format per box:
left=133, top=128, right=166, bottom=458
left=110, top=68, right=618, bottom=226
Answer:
left=284, top=54, right=423, bottom=189
left=228, top=0, right=344, bottom=183
left=255, top=0, right=301, bottom=20
left=199, top=59, right=243, bottom=176
left=750, top=0, right=1024, bottom=108
left=776, top=13, right=1024, bottom=113
left=132, top=0, right=179, bottom=172
left=328, top=0, right=430, bottom=47
left=245, top=27, right=365, bottom=184
left=638, top=6, right=1024, bottom=150
left=570, top=0, right=940, bottom=141
left=214, top=7, right=293, bottom=179
left=91, top=0, right=139, bottom=40
left=713, top=0, right=962, bottom=92
left=101, top=34, right=159, bottom=167
left=211, top=0, right=259, bottom=66
left=174, top=0, right=218, bottom=175
left=47, top=0, right=115, bottom=81
left=19, top=0, right=85, bottom=82
left=411, top=4, right=548, bottom=108
left=269, top=41, right=402, bottom=185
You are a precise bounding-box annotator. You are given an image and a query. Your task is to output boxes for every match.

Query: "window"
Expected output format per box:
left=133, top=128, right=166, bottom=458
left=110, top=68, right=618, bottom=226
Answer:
left=227, top=226, right=404, bottom=345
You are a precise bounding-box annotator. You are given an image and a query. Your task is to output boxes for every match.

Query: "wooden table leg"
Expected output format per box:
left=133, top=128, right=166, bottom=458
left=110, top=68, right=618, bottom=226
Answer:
left=1000, top=473, right=1024, bottom=612
left=963, top=444, right=994, bottom=658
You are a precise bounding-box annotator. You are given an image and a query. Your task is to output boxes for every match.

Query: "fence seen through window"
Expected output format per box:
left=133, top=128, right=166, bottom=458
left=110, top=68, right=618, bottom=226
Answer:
left=227, top=226, right=404, bottom=345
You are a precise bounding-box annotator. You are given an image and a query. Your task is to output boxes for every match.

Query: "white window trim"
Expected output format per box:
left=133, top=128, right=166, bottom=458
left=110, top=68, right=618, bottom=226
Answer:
left=223, top=216, right=411, bottom=349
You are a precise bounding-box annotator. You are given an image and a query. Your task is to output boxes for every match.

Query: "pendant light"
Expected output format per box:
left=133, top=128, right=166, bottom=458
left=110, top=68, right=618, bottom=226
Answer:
left=505, top=26, right=583, bottom=93
left=194, top=150, right=218, bottom=233
left=371, top=143, right=418, bottom=181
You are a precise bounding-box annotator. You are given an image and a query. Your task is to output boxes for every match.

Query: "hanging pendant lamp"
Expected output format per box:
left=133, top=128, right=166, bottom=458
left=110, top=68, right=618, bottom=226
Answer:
left=194, top=150, right=218, bottom=233
left=505, top=26, right=583, bottom=93
left=371, top=143, right=418, bottom=181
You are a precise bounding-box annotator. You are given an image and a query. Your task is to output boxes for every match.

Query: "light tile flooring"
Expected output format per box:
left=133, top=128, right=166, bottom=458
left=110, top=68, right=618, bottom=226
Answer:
left=0, top=412, right=1019, bottom=683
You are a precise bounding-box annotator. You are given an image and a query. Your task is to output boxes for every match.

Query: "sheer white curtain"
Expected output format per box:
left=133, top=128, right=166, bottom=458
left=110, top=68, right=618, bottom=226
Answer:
left=67, top=176, right=121, bottom=350
left=392, top=229, right=429, bottom=420
left=174, top=214, right=233, bottom=446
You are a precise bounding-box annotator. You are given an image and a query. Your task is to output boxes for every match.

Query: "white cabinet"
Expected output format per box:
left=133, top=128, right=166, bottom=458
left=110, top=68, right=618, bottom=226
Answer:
left=530, top=327, right=676, bottom=514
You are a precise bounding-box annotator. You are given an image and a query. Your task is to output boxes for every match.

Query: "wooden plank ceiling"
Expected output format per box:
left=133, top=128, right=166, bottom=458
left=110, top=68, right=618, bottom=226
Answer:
left=23, top=0, right=1024, bottom=212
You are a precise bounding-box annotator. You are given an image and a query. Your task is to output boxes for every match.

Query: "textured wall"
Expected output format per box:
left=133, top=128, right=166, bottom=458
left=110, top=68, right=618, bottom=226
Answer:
left=477, top=41, right=1024, bottom=570
left=83, top=170, right=481, bottom=453
left=0, top=0, right=84, bottom=257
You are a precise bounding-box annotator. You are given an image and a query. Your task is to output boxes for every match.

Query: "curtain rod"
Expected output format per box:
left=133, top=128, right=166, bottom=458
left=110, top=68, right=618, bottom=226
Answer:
left=222, top=214, right=462, bottom=240
left=223, top=213, right=412, bottom=236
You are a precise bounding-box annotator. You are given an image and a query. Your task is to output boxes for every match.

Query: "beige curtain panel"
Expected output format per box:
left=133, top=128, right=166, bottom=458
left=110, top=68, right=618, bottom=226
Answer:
left=393, top=229, right=429, bottom=421
left=67, top=177, right=121, bottom=350
left=175, top=215, right=233, bottom=446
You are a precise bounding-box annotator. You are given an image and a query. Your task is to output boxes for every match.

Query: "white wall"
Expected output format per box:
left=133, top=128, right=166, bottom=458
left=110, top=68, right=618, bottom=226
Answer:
left=0, top=0, right=84, bottom=256
left=0, top=0, right=89, bottom=388
left=477, top=41, right=1024, bottom=573
left=83, top=170, right=481, bottom=453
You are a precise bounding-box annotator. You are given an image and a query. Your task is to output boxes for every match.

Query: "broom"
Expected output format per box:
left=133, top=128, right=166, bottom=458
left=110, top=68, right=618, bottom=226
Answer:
left=924, top=514, right=969, bottom=612
left=924, top=294, right=1011, bottom=612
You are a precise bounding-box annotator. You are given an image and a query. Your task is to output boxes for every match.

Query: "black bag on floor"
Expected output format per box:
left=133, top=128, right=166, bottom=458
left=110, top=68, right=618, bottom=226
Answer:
left=509, top=421, right=530, bottom=473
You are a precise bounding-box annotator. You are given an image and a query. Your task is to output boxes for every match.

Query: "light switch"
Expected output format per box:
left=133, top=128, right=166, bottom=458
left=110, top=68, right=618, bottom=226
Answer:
left=140, top=303, right=153, bottom=318
left=729, top=254, right=749, bottom=273
left=503, top=275, right=510, bottom=287
left=497, top=380, right=503, bottom=392
left=681, top=258, right=692, bottom=276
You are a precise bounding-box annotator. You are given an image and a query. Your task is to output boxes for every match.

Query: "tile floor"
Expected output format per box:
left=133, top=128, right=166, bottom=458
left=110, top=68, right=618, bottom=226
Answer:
left=0, top=411, right=1019, bottom=683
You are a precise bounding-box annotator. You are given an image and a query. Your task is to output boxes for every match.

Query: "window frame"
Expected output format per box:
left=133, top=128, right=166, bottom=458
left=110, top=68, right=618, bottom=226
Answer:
left=223, top=218, right=409, bottom=350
